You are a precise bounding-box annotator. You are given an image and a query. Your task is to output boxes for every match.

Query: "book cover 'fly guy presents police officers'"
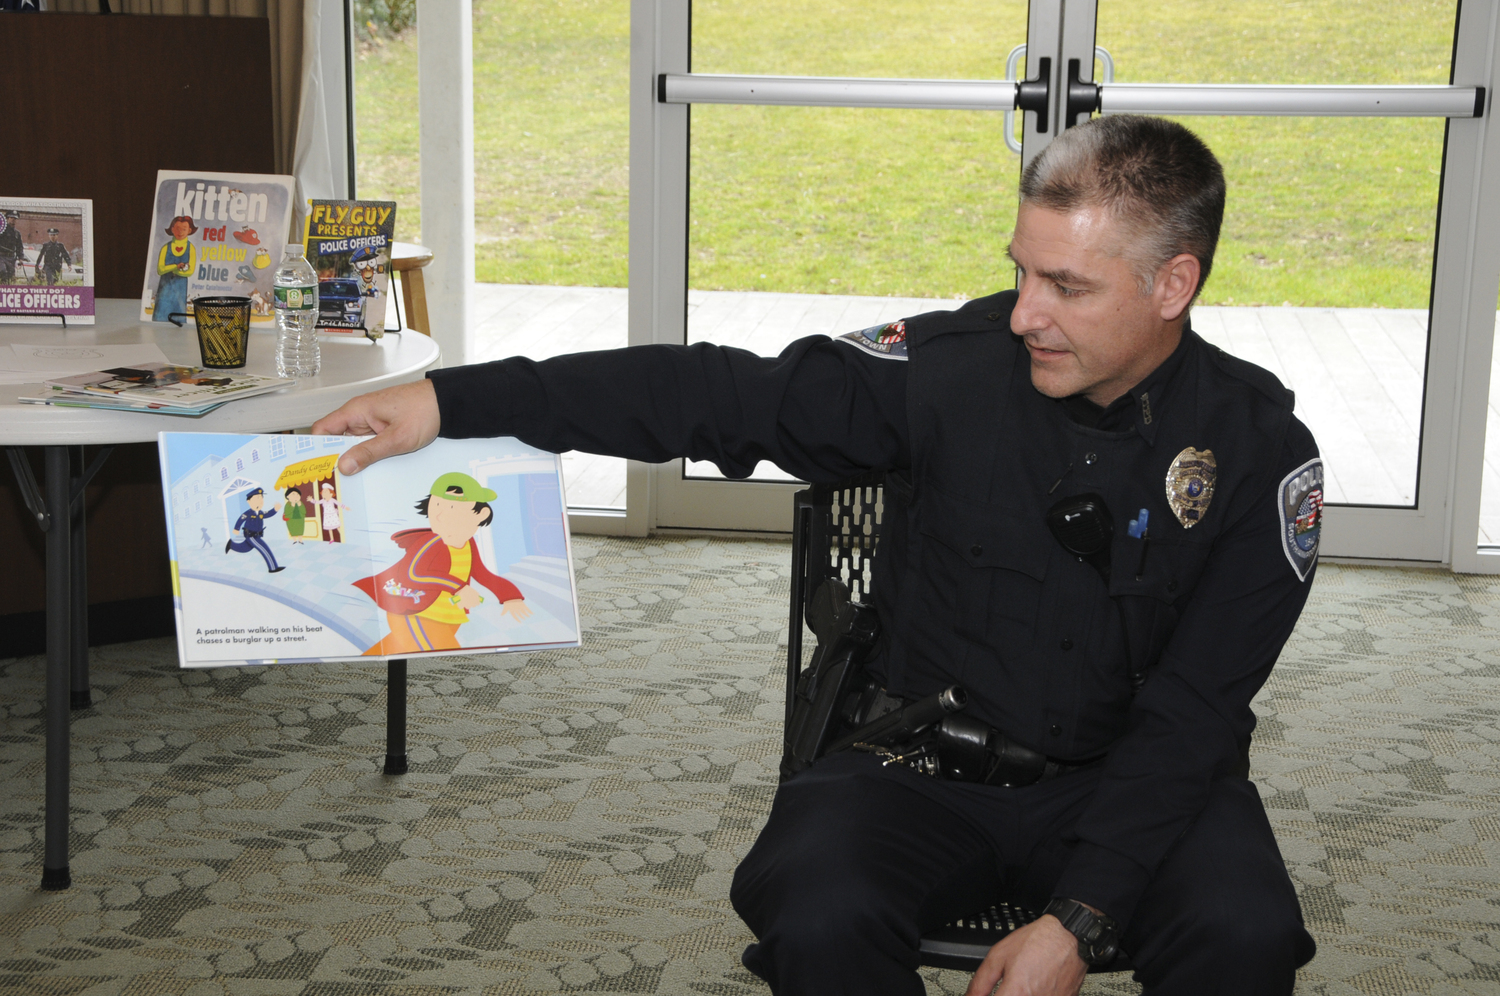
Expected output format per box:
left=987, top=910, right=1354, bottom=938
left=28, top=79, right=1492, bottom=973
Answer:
left=0, top=196, right=95, bottom=325
left=158, top=432, right=582, bottom=668
left=139, top=170, right=296, bottom=326
left=303, top=199, right=398, bottom=337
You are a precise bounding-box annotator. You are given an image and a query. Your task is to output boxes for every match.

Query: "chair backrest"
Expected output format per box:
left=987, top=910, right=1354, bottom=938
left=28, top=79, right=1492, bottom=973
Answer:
left=785, top=472, right=886, bottom=725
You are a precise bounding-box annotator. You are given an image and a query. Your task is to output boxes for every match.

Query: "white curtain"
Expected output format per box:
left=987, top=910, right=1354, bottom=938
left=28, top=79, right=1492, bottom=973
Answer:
left=290, top=0, right=345, bottom=238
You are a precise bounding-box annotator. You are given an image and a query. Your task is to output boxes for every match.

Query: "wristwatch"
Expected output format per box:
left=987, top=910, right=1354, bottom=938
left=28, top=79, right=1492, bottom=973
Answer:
left=1043, top=897, right=1120, bottom=967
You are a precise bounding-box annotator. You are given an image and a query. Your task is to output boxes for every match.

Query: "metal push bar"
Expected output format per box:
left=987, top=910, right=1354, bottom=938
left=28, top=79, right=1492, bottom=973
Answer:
left=659, top=73, right=1485, bottom=119
left=659, top=73, right=1019, bottom=111
left=1101, top=83, right=1486, bottom=118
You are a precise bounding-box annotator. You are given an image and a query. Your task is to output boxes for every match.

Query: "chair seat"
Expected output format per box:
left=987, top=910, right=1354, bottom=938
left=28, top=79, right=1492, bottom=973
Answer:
left=919, top=901, right=1132, bottom=975
left=918, top=902, right=1038, bottom=971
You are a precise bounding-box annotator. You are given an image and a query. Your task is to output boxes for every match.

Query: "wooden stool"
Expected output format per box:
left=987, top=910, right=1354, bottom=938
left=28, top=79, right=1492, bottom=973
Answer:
left=390, top=241, right=434, bottom=335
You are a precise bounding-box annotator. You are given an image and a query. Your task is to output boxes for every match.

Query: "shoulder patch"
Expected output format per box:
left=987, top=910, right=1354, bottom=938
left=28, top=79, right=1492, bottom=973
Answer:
left=1278, top=458, right=1324, bottom=582
left=837, top=320, right=908, bottom=360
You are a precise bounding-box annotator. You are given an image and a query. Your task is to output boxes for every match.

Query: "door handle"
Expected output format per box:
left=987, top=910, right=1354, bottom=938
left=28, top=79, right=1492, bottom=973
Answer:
left=1004, top=46, right=1115, bottom=153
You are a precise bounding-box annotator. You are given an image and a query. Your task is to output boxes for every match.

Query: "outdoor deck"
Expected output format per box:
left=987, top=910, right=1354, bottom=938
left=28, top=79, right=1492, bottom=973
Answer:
left=459, top=283, right=1500, bottom=546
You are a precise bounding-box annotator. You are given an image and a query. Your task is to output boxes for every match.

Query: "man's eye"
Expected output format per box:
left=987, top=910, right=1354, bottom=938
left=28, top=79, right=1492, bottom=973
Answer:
left=1057, top=284, right=1081, bottom=298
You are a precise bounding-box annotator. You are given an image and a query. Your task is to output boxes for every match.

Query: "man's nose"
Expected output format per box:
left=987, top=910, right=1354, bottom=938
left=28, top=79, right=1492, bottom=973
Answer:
left=1010, top=278, right=1047, bottom=335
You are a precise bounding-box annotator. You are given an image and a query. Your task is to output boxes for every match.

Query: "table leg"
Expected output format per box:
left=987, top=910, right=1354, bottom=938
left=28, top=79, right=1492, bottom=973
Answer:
left=70, top=446, right=90, bottom=711
left=42, top=445, right=72, bottom=891
left=384, top=659, right=408, bottom=775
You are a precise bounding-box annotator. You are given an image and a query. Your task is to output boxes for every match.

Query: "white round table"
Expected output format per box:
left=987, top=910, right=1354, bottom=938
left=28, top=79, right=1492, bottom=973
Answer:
left=1, top=299, right=440, bottom=890
left=0, top=299, right=440, bottom=443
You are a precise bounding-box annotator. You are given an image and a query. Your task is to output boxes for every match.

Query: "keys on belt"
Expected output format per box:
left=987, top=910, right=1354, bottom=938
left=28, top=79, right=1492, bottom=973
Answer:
left=849, top=706, right=1097, bottom=787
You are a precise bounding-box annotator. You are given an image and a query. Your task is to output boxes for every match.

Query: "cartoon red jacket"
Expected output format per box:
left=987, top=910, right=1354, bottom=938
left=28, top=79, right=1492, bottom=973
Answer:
left=352, top=528, right=524, bottom=616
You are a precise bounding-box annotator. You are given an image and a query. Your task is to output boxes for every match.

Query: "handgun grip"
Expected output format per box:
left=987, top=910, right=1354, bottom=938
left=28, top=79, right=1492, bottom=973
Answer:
left=823, top=686, right=967, bottom=756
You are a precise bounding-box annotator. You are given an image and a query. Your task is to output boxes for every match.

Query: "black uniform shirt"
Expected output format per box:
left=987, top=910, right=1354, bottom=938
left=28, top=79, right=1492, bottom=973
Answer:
left=37, top=241, right=71, bottom=270
left=427, top=296, right=1319, bottom=927
left=0, top=226, right=23, bottom=262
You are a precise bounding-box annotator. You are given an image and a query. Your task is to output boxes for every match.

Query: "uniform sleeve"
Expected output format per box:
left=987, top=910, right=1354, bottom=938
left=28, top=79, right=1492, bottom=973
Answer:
left=1051, top=419, right=1320, bottom=929
left=427, top=337, right=911, bottom=483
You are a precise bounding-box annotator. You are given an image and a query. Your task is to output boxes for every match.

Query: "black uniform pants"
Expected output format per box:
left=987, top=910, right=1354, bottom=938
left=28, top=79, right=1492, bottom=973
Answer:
left=730, top=751, right=1314, bottom=996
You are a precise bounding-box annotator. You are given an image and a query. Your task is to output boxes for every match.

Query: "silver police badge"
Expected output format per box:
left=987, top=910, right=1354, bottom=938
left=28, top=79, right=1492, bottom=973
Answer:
left=1278, top=457, right=1324, bottom=582
left=1165, top=447, right=1217, bottom=528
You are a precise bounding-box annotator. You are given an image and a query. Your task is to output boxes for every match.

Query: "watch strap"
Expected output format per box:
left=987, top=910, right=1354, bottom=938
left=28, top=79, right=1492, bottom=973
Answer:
left=1043, top=897, right=1120, bottom=966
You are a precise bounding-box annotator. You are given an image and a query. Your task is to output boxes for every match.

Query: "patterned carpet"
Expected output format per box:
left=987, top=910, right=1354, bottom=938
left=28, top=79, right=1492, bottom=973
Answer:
left=2, top=537, right=1500, bottom=995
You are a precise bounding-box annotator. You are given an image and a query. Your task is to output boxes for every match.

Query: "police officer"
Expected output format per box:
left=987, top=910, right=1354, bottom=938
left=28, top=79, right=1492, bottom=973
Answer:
left=312, top=115, right=1321, bottom=996
left=35, top=228, right=71, bottom=286
left=0, top=212, right=24, bottom=284
left=225, top=488, right=285, bottom=574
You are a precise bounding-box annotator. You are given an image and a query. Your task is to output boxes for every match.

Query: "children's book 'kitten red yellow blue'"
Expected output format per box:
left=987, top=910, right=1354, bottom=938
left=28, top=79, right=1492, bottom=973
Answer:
left=139, top=171, right=296, bottom=326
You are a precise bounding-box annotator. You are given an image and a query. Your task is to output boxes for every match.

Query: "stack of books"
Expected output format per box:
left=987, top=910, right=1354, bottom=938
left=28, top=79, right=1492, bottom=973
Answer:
left=20, top=364, right=292, bottom=416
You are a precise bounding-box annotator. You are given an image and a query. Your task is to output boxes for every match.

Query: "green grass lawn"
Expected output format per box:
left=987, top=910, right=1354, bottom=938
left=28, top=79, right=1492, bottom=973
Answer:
left=355, top=0, right=1458, bottom=308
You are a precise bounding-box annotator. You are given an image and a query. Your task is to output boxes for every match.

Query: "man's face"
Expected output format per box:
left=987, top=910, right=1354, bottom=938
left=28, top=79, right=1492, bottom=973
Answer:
left=247, top=494, right=264, bottom=511
left=1008, top=203, right=1192, bottom=406
left=427, top=494, right=488, bottom=549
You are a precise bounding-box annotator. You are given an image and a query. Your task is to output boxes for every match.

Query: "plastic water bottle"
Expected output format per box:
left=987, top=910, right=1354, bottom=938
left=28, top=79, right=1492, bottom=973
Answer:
left=273, top=244, right=320, bottom=378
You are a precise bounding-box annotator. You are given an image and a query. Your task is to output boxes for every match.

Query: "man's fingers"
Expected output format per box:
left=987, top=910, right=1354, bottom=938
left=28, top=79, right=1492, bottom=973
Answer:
left=316, top=379, right=442, bottom=475
left=965, top=946, right=1006, bottom=996
left=338, top=435, right=389, bottom=476
left=310, top=402, right=375, bottom=438
left=337, top=418, right=425, bottom=475
left=965, top=966, right=1002, bottom=996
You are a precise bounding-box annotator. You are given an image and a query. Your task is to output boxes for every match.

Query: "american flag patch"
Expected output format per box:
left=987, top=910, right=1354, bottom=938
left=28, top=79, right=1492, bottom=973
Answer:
left=837, top=320, right=908, bottom=360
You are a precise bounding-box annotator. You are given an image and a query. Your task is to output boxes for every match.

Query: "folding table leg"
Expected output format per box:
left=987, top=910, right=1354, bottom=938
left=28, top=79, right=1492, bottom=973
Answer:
left=384, top=659, right=408, bottom=775
left=42, top=446, right=72, bottom=891
left=69, top=446, right=90, bottom=711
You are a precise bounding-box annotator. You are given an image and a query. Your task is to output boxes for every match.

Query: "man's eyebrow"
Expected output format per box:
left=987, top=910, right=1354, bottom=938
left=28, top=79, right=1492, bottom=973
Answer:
left=1004, top=247, right=1099, bottom=289
left=1035, top=266, right=1099, bottom=288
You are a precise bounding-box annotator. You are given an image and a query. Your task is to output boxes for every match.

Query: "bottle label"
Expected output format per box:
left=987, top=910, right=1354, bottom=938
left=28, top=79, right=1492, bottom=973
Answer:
left=274, top=286, right=317, bottom=311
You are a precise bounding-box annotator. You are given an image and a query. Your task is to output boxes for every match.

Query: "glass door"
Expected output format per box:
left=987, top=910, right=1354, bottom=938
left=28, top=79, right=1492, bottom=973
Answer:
left=631, top=0, right=1500, bottom=562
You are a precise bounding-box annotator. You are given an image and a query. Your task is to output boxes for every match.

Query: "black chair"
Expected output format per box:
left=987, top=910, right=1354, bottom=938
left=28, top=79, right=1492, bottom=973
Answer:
left=784, top=474, right=1126, bottom=973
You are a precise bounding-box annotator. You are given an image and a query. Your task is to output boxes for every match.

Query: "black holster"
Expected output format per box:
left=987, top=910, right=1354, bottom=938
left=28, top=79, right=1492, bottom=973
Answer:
left=781, top=580, right=880, bottom=781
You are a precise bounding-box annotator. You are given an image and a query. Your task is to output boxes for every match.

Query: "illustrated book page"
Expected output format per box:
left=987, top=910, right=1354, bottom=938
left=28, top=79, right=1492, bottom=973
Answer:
left=0, top=196, right=95, bottom=325
left=159, top=432, right=581, bottom=667
left=303, top=199, right=397, bottom=335
left=139, top=171, right=296, bottom=327
left=48, top=365, right=290, bottom=407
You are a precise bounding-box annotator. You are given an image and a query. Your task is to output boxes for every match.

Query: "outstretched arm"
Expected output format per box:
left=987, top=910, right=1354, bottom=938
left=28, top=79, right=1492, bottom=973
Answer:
left=316, top=337, right=910, bottom=482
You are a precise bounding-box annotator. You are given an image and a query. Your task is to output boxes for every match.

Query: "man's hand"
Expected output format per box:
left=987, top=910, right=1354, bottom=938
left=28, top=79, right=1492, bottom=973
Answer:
left=964, top=915, right=1088, bottom=996
left=453, top=585, right=484, bottom=611
left=311, top=379, right=440, bottom=476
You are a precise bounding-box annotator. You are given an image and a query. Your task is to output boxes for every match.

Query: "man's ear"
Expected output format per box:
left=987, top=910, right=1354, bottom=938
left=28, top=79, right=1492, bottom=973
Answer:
left=1156, top=253, right=1201, bottom=322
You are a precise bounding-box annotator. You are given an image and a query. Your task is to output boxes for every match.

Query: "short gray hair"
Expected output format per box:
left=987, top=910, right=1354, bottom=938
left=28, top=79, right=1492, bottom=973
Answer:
left=1018, top=115, right=1225, bottom=299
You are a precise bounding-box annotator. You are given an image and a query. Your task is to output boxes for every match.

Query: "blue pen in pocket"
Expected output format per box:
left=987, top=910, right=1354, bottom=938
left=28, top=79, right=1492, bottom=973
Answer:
left=1128, top=509, right=1150, bottom=579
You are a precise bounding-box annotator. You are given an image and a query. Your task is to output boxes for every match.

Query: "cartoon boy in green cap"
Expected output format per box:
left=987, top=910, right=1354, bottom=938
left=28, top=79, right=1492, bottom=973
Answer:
left=354, top=472, right=531, bottom=654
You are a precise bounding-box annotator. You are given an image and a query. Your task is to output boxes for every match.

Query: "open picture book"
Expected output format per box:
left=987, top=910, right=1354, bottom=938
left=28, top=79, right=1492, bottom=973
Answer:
left=158, top=432, right=580, bottom=667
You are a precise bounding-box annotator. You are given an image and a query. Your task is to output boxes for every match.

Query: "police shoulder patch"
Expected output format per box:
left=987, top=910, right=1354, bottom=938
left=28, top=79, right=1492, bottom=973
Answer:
left=1278, top=457, right=1324, bottom=582
left=837, top=320, right=908, bottom=360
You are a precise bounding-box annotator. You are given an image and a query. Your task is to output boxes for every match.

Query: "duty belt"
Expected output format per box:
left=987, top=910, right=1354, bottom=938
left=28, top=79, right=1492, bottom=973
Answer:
left=844, top=699, right=1101, bottom=788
